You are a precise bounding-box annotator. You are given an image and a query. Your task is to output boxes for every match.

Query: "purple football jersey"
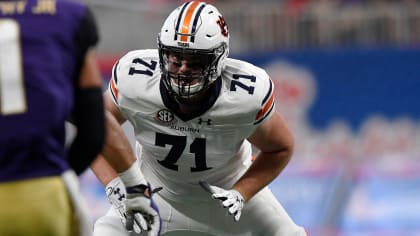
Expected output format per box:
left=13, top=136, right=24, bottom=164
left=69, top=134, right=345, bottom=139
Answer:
left=0, top=0, right=99, bottom=181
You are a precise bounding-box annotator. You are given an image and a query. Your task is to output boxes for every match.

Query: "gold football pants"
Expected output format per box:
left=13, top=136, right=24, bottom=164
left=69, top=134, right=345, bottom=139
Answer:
left=0, top=176, right=78, bottom=236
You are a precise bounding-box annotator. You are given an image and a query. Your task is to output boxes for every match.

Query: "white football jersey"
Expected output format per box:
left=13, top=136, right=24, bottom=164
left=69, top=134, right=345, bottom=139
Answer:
left=108, top=49, right=275, bottom=203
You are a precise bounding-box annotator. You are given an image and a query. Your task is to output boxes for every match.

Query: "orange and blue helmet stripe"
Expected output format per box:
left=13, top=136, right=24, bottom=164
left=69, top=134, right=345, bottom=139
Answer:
left=174, top=1, right=207, bottom=43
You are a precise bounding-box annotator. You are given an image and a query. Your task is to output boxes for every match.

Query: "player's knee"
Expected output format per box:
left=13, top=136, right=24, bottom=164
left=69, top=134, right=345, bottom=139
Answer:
left=93, top=215, right=127, bottom=236
left=272, top=225, right=307, bottom=236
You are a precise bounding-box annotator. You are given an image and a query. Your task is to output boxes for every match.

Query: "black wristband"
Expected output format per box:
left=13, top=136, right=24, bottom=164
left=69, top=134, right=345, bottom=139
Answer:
left=126, top=184, right=149, bottom=195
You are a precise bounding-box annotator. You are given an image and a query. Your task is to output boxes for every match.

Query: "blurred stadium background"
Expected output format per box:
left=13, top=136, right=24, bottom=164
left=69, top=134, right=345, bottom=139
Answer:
left=78, top=1, right=420, bottom=235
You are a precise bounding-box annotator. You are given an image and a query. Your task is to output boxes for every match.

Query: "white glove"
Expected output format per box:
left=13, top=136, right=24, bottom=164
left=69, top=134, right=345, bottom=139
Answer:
left=106, top=178, right=127, bottom=219
left=106, top=178, right=144, bottom=233
left=199, top=181, right=244, bottom=222
left=116, top=160, right=161, bottom=235
left=125, top=183, right=161, bottom=235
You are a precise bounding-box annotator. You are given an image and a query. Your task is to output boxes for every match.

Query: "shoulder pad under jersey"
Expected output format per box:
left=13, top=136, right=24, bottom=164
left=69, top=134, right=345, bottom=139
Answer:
left=221, top=58, right=275, bottom=125
left=108, top=49, right=160, bottom=105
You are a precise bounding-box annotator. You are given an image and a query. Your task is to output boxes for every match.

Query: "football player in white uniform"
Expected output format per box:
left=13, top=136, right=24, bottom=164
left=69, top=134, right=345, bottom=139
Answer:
left=91, top=1, right=307, bottom=235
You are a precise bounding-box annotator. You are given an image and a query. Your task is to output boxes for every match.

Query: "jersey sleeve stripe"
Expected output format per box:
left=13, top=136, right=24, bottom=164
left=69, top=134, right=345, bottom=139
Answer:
left=109, top=78, right=119, bottom=104
left=254, top=79, right=275, bottom=124
left=109, top=61, right=119, bottom=104
left=262, top=78, right=273, bottom=105
left=254, top=103, right=274, bottom=125
left=254, top=94, right=274, bottom=124
left=112, top=61, right=119, bottom=84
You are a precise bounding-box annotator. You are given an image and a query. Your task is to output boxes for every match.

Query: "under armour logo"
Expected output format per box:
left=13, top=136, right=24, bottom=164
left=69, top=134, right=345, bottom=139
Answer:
left=198, top=118, right=212, bottom=125
left=113, top=187, right=125, bottom=201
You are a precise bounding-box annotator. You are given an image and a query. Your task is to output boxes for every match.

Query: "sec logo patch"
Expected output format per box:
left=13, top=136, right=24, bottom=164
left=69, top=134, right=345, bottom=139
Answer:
left=155, top=109, right=176, bottom=124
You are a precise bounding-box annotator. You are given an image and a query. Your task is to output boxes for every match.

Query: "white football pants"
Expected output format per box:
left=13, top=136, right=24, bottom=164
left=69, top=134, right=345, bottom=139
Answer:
left=93, top=186, right=306, bottom=236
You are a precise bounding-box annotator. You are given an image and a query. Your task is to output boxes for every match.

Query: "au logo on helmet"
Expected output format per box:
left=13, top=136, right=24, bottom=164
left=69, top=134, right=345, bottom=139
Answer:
left=217, top=15, right=228, bottom=37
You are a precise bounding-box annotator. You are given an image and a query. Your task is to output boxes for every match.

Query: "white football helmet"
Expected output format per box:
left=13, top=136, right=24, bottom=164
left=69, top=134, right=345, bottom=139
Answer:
left=158, top=1, right=229, bottom=100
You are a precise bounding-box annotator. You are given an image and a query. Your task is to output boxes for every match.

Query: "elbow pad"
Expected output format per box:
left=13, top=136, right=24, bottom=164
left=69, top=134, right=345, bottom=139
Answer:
left=68, top=87, right=105, bottom=175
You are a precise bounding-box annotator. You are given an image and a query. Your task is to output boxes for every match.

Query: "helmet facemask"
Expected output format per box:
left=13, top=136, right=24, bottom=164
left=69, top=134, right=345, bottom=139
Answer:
left=158, top=40, right=227, bottom=100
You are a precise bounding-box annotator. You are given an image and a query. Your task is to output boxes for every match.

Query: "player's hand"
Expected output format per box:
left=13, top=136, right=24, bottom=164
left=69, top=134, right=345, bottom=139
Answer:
left=199, top=181, right=244, bottom=222
left=106, top=178, right=139, bottom=231
left=106, top=178, right=146, bottom=233
left=124, top=183, right=162, bottom=235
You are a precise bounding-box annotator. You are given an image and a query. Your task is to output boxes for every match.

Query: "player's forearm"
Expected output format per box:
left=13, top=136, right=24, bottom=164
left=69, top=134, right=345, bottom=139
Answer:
left=232, top=149, right=292, bottom=202
left=90, top=155, right=119, bottom=186
left=94, top=111, right=147, bottom=188
left=101, top=111, right=137, bottom=173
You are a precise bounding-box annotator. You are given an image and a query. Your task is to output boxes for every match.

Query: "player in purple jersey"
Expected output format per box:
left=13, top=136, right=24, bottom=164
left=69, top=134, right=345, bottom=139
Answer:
left=0, top=0, right=105, bottom=235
